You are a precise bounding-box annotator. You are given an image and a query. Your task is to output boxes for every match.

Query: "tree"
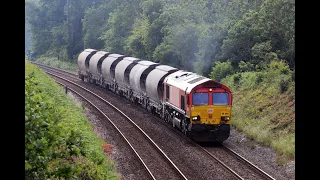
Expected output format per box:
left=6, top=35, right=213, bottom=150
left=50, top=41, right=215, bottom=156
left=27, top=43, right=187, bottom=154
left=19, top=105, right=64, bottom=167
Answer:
left=126, top=0, right=165, bottom=60
left=101, top=0, right=141, bottom=54
left=82, top=4, right=110, bottom=50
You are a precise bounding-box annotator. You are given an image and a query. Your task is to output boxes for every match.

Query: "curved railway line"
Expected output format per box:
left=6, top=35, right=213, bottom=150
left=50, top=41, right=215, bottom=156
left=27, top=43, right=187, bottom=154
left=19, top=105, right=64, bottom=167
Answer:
left=31, top=61, right=276, bottom=180
left=48, top=71, right=188, bottom=180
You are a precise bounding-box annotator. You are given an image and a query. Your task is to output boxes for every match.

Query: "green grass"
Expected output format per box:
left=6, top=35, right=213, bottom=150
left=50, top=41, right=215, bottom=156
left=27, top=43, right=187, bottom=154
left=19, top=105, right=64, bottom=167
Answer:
left=25, top=61, right=119, bottom=179
left=33, top=56, right=78, bottom=73
left=222, top=60, right=295, bottom=164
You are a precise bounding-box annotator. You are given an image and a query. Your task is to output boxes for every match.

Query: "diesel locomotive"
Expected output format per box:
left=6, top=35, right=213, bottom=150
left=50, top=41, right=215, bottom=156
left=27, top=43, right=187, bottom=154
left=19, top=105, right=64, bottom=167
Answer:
left=78, top=49, right=232, bottom=142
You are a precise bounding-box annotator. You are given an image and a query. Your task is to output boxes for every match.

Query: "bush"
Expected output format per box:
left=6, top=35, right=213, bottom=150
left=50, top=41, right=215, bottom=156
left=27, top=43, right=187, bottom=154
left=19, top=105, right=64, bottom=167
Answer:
left=255, top=72, right=265, bottom=84
left=238, top=61, right=254, bottom=72
left=278, top=75, right=290, bottom=93
left=238, top=72, right=259, bottom=90
left=268, top=60, right=290, bottom=74
left=209, top=61, right=234, bottom=82
left=233, top=73, right=241, bottom=85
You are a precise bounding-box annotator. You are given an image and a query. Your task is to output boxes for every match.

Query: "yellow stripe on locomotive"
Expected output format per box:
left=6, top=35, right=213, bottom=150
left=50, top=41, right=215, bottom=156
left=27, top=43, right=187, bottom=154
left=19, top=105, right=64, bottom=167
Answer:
left=190, top=105, right=231, bottom=125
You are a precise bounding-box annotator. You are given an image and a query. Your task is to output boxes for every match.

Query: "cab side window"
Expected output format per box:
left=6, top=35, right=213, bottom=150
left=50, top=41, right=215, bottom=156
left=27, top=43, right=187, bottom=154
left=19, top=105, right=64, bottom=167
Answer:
left=181, top=95, right=185, bottom=111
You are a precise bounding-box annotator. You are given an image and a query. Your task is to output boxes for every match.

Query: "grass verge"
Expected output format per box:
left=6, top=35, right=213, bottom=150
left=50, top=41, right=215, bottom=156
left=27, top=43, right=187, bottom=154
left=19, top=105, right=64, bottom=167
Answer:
left=25, top=61, right=119, bottom=179
left=221, top=61, right=295, bottom=164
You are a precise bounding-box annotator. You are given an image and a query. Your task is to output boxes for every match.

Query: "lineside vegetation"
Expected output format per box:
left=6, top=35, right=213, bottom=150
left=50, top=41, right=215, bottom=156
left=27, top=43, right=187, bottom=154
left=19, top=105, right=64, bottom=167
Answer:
left=25, top=61, right=119, bottom=179
left=215, top=60, right=295, bottom=164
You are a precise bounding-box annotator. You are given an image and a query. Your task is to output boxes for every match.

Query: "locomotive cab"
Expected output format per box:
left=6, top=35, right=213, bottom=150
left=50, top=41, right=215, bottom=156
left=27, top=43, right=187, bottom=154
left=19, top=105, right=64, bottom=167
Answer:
left=163, top=70, right=233, bottom=143
left=187, top=81, right=232, bottom=142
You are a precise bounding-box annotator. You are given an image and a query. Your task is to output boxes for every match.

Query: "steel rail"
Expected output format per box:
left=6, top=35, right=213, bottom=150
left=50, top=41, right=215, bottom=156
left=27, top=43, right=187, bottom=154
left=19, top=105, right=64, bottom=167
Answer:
left=36, top=62, right=274, bottom=180
left=222, top=145, right=276, bottom=180
left=30, top=61, right=78, bottom=76
left=48, top=72, right=188, bottom=180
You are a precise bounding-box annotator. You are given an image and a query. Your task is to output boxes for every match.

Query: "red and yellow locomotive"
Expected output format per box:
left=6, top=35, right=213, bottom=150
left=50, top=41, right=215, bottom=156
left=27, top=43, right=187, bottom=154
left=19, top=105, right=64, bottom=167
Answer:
left=163, top=71, right=232, bottom=142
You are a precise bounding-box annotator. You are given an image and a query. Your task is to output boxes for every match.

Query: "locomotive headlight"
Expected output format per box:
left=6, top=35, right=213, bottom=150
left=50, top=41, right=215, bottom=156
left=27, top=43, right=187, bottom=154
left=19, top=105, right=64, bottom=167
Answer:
left=192, top=115, right=201, bottom=121
left=221, top=116, right=230, bottom=121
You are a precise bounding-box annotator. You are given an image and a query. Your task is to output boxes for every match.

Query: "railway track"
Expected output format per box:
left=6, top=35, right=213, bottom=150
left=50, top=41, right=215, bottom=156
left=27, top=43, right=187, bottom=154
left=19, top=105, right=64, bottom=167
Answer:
left=48, top=71, right=188, bottom=180
left=31, top=61, right=276, bottom=180
left=31, top=61, right=79, bottom=80
left=147, top=107, right=276, bottom=180
left=221, top=145, right=275, bottom=180
left=193, top=142, right=275, bottom=180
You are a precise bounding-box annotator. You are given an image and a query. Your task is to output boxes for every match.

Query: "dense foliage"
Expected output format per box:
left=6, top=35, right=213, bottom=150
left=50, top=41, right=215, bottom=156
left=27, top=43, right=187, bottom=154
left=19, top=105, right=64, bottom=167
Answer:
left=25, top=62, right=119, bottom=179
left=25, top=0, right=294, bottom=73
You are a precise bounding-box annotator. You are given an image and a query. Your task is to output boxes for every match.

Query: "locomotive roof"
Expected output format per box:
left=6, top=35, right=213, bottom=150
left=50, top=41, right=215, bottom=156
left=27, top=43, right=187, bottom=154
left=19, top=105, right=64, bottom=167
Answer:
left=165, top=70, right=228, bottom=93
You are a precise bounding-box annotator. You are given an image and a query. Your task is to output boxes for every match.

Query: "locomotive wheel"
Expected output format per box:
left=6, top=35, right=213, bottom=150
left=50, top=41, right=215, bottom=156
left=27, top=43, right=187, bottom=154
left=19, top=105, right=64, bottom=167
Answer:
left=130, top=96, right=135, bottom=103
left=164, top=113, right=169, bottom=123
left=181, top=119, right=189, bottom=136
left=182, top=125, right=189, bottom=137
left=171, top=115, right=175, bottom=127
left=146, top=104, right=152, bottom=112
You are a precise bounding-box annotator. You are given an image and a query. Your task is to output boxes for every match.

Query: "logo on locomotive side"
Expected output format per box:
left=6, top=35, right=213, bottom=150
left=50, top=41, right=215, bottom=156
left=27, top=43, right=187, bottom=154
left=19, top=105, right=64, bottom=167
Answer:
left=207, top=109, right=213, bottom=113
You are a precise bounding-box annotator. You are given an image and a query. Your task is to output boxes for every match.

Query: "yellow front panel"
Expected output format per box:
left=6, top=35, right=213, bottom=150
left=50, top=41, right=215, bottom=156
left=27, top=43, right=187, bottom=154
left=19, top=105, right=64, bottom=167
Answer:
left=190, top=105, right=232, bottom=125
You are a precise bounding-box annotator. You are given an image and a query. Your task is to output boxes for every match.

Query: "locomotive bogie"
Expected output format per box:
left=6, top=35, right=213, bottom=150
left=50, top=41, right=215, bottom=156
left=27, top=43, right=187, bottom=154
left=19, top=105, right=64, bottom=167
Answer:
left=188, top=124, right=230, bottom=142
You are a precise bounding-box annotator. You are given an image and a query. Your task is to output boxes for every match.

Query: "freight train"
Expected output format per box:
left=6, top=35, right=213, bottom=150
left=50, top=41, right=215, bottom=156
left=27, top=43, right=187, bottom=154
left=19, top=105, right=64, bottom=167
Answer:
left=78, top=49, right=232, bottom=142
